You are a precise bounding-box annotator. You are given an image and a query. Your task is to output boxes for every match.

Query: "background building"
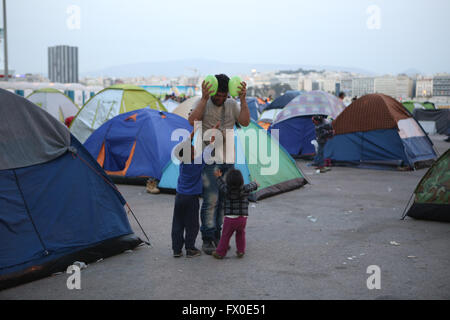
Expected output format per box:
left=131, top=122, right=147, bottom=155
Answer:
left=48, top=45, right=79, bottom=83
left=340, top=79, right=353, bottom=97
left=374, top=76, right=396, bottom=97
left=396, top=75, right=414, bottom=99
left=433, top=74, right=450, bottom=97
left=352, top=77, right=375, bottom=97
left=416, top=77, right=433, bottom=98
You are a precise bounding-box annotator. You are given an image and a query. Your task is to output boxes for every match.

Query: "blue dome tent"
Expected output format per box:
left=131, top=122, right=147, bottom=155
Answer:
left=269, top=91, right=344, bottom=157
left=84, top=108, right=193, bottom=186
left=0, top=89, right=142, bottom=290
left=325, top=94, right=437, bottom=170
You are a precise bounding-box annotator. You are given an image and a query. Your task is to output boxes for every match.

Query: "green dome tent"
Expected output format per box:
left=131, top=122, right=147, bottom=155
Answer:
left=27, top=88, right=80, bottom=123
left=402, top=101, right=435, bottom=114
left=70, top=84, right=166, bottom=143
left=159, top=120, right=307, bottom=201
left=404, top=149, right=450, bottom=222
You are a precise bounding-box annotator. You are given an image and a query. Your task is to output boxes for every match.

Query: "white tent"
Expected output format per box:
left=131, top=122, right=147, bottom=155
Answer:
left=70, top=84, right=166, bottom=143
left=172, top=96, right=201, bottom=119
left=27, top=88, right=80, bottom=123
left=162, top=99, right=180, bottom=112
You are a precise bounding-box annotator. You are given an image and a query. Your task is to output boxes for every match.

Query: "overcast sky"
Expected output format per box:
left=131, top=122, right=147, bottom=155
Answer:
left=3, top=0, right=450, bottom=75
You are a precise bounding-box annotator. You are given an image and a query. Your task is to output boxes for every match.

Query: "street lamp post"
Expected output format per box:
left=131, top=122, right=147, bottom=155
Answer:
left=2, top=0, right=8, bottom=81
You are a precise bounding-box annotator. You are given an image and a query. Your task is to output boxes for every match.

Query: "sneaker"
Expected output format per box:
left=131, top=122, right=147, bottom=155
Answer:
left=202, top=241, right=216, bottom=255
left=146, top=179, right=160, bottom=194
left=236, top=252, right=245, bottom=258
left=186, top=248, right=201, bottom=258
left=212, top=251, right=223, bottom=259
left=173, top=251, right=183, bottom=258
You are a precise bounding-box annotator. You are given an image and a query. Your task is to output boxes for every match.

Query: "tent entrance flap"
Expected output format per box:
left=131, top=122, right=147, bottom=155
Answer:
left=104, top=141, right=137, bottom=176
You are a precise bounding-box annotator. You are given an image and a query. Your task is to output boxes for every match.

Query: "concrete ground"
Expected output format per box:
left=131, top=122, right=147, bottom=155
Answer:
left=1, top=136, right=449, bottom=300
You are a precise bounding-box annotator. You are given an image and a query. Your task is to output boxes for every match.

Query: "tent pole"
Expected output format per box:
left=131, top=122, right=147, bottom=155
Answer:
left=2, top=0, right=8, bottom=81
left=401, top=192, right=415, bottom=220
left=126, top=203, right=152, bottom=246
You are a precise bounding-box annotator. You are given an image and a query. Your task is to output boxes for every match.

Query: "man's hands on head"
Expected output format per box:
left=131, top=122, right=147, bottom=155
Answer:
left=238, top=81, right=247, bottom=101
left=201, top=80, right=215, bottom=101
left=237, top=81, right=250, bottom=127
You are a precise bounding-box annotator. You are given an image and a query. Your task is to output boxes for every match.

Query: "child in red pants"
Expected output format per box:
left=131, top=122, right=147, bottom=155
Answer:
left=212, top=169, right=259, bottom=259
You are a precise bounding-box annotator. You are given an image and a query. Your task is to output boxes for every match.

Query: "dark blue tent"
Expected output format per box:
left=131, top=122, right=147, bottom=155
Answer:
left=270, top=117, right=316, bottom=157
left=245, top=97, right=261, bottom=121
left=0, top=89, right=142, bottom=290
left=263, top=91, right=302, bottom=111
left=325, top=94, right=437, bottom=169
left=268, top=91, right=344, bottom=157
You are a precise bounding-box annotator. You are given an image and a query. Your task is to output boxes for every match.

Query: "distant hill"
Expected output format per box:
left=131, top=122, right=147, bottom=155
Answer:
left=82, top=59, right=375, bottom=78
left=401, top=68, right=423, bottom=76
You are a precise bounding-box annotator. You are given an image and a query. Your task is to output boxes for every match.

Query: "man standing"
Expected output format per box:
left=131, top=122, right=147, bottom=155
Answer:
left=188, top=74, right=250, bottom=255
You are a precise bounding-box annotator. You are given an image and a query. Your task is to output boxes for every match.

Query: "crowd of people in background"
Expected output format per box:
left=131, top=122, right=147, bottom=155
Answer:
left=163, top=93, right=190, bottom=104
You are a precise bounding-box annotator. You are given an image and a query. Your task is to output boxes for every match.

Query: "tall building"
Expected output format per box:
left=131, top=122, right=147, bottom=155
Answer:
left=433, top=74, right=450, bottom=97
left=48, top=45, right=79, bottom=83
left=340, top=79, right=353, bottom=97
left=416, top=77, right=433, bottom=98
left=396, top=76, right=414, bottom=99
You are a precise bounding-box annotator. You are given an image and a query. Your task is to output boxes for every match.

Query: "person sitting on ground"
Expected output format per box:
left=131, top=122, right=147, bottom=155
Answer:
left=146, top=178, right=160, bottom=194
left=211, top=169, right=258, bottom=259
left=312, top=115, right=335, bottom=173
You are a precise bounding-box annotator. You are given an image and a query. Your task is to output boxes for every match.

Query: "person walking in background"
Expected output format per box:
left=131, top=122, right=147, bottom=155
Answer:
left=312, top=115, right=334, bottom=173
left=211, top=169, right=258, bottom=259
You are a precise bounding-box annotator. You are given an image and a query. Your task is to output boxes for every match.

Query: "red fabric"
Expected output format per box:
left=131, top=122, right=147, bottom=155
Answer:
left=332, top=94, right=411, bottom=135
left=65, top=116, right=74, bottom=128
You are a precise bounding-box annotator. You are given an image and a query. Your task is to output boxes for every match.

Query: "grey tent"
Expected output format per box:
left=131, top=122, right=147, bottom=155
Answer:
left=413, top=109, right=450, bottom=135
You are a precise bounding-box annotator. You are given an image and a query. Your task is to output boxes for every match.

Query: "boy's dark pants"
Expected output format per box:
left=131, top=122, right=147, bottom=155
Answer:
left=172, top=193, right=200, bottom=252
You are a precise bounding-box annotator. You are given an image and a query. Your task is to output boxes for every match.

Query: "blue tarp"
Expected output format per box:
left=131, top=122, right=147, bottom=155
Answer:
left=269, top=116, right=316, bottom=156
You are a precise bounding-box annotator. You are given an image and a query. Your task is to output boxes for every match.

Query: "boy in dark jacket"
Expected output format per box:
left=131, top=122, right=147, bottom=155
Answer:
left=212, top=169, right=259, bottom=259
left=171, top=130, right=204, bottom=258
